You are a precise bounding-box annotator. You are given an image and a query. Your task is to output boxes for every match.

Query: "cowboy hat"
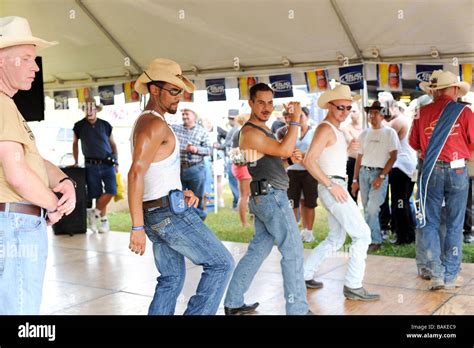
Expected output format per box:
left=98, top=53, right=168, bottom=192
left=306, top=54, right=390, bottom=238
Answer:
left=364, top=100, right=384, bottom=113
left=0, top=16, right=57, bottom=50
left=81, top=96, right=103, bottom=113
left=135, top=58, right=195, bottom=95
left=419, top=70, right=470, bottom=96
left=317, top=84, right=361, bottom=109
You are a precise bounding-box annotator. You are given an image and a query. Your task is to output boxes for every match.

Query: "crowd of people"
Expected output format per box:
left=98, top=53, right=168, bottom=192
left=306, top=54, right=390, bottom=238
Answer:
left=1, top=16, right=473, bottom=316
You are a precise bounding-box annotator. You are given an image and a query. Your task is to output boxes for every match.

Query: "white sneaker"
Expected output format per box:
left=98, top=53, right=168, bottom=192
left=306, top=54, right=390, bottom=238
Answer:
left=87, top=208, right=100, bottom=232
left=219, top=198, right=225, bottom=208
left=98, top=216, right=110, bottom=233
left=301, top=229, right=315, bottom=243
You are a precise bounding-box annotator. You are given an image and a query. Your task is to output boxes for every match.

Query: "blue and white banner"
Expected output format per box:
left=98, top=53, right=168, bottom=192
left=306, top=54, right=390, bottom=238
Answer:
left=98, top=85, right=115, bottom=105
left=338, top=64, right=364, bottom=91
left=269, top=74, right=293, bottom=98
left=415, top=64, right=443, bottom=90
left=206, top=78, right=226, bottom=102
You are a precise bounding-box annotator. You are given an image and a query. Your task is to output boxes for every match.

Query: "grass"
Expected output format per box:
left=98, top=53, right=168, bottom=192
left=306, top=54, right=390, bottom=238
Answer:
left=110, top=189, right=474, bottom=263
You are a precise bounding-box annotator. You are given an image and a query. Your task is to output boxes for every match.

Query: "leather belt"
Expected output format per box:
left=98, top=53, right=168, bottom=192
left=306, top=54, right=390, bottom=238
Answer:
left=362, top=166, right=383, bottom=171
left=85, top=159, right=104, bottom=165
left=328, top=175, right=346, bottom=181
left=0, top=203, right=45, bottom=217
left=143, top=196, right=169, bottom=209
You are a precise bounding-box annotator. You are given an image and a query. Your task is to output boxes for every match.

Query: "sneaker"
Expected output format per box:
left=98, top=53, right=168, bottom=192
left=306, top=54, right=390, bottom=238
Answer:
left=301, top=229, right=315, bottom=243
left=305, top=279, right=324, bottom=289
left=429, top=278, right=445, bottom=291
left=381, top=229, right=390, bottom=240
left=418, top=267, right=432, bottom=280
left=464, top=233, right=474, bottom=244
left=87, top=208, right=100, bottom=232
left=343, top=286, right=380, bottom=301
left=444, top=277, right=460, bottom=290
left=98, top=216, right=110, bottom=233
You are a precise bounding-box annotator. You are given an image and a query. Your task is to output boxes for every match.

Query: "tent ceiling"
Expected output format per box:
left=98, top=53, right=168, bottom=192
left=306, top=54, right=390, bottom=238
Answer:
left=2, top=0, right=474, bottom=89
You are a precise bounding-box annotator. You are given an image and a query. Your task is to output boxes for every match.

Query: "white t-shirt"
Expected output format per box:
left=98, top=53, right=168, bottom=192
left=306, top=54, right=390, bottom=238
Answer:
left=358, top=126, right=400, bottom=169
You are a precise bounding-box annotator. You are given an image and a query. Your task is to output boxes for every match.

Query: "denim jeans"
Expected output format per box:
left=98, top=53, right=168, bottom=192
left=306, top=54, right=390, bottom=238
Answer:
left=416, top=207, right=446, bottom=272
left=181, top=162, right=207, bottom=220
left=143, top=205, right=234, bottom=315
left=304, top=179, right=371, bottom=289
left=359, top=167, right=389, bottom=244
left=85, top=163, right=117, bottom=199
left=0, top=209, right=48, bottom=314
left=420, top=163, right=468, bottom=283
left=224, top=188, right=308, bottom=315
left=225, top=157, right=239, bottom=208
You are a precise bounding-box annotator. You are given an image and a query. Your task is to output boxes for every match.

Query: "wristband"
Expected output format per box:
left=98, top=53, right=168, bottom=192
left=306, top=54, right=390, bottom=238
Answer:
left=353, top=179, right=358, bottom=183
left=59, top=176, right=77, bottom=188
left=131, top=225, right=144, bottom=231
left=289, top=122, right=301, bottom=126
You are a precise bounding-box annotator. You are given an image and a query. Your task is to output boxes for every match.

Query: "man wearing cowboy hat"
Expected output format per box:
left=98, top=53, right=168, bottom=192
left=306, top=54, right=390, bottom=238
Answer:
left=303, top=85, right=380, bottom=301
left=409, top=70, right=474, bottom=290
left=128, top=58, right=234, bottom=315
left=0, top=16, right=76, bottom=314
left=352, top=101, right=400, bottom=251
left=72, top=96, right=119, bottom=233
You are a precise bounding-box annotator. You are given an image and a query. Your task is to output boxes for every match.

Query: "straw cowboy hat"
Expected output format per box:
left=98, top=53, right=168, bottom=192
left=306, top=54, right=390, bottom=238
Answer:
left=317, top=84, right=361, bottom=109
left=135, top=58, right=195, bottom=95
left=82, top=96, right=103, bottom=113
left=0, top=16, right=57, bottom=50
left=420, top=70, right=470, bottom=97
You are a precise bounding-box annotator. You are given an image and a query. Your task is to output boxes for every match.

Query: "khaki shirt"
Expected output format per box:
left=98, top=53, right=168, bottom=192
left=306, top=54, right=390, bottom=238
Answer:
left=0, top=93, right=48, bottom=202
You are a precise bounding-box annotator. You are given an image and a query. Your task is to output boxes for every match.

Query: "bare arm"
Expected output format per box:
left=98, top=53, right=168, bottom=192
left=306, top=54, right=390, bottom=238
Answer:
left=0, top=141, right=58, bottom=211
left=72, top=133, right=79, bottom=165
left=43, top=159, right=77, bottom=215
left=109, top=133, right=119, bottom=159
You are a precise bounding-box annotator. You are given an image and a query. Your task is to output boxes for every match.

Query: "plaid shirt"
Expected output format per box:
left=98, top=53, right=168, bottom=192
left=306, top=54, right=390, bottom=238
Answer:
left=171, top=124, right=212, bottom=167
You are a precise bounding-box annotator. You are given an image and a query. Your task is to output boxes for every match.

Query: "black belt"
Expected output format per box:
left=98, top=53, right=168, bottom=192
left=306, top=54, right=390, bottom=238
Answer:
left=362, top=166, right=383, bottom=171
left=0, top=203, right=45, bottom=217
left=328, top=175, right=345, bottom=181
left=143, top=196, right=169, bottom=209
left=182, top=161, right=202, bottom=169
left=85, top=159, right=104, bottom=165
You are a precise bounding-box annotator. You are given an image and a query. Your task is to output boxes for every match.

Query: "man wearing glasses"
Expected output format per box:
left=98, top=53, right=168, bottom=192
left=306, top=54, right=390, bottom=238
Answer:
left=303, top=85, right=380, bottom=301
left=172, top=108, right=212, bottom=221
left=351, top=101, right=399, bottom=252
left=127, top=58, right=234, bottom=315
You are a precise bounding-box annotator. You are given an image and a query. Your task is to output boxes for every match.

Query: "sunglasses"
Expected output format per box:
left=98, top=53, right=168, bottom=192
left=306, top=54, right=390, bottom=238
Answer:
left=160, top=86, right=184, bottom=96
left=329, top=102, right=352, bottom=111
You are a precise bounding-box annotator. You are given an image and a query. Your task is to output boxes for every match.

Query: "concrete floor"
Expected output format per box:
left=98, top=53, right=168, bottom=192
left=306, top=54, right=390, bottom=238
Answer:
left=41, top=230, right=474, bottom=315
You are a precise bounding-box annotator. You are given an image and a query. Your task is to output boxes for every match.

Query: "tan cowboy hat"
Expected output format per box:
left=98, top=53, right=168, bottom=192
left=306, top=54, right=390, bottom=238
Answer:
left=0, top=16, right=58, bottom=50
left=82, top=96, right=103, bottom=113
left=420, top=70, right=470, bottom=97
left=317, top=84, right=361, bottom=109
left=135, top=58, right=195, bottom=95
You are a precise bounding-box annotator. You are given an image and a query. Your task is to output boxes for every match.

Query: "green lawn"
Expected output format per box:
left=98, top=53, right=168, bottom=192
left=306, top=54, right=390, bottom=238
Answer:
left=110, top=190, right=474, bottom=263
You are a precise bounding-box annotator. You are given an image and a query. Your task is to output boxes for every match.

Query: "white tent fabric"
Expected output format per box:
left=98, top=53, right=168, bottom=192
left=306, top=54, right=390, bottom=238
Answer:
left=2, top=0, right=474, bottom=89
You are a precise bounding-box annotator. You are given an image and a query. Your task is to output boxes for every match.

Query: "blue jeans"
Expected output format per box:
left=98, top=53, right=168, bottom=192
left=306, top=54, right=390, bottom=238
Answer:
left=181, top=162, right=206, bottom=220
left=359, top=167, right=389, bottom=244
left=225, top=157, right=239, bottom=208
left=85, top=163, right=117, bottom=199
left=224, top=188, right=308, bottom=315
left=420, top=164, right=468, bottom=282
left=0, top=208, right=48, bottom=314
left=143, top=205, right=234, bottom=315
left=416, top=207, right=446, bottom=272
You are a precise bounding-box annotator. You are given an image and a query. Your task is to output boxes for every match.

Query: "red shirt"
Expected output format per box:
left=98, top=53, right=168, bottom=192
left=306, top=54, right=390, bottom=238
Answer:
left=409, top=95, right=474, bottom=162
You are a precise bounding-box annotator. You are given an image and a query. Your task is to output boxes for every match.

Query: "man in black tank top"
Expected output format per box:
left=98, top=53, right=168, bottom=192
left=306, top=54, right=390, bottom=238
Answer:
left=223, top=83, right=311, bottom=315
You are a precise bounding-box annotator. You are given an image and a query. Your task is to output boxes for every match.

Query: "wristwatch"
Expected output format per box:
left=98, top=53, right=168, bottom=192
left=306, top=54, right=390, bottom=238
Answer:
left=379, top=174, right=386, bottom=179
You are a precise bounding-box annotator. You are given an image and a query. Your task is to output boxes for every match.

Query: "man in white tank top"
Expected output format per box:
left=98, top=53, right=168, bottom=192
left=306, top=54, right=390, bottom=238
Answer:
left=302, top=85, right=380, bottom=301
left=127, top=58, right=234, bottom=315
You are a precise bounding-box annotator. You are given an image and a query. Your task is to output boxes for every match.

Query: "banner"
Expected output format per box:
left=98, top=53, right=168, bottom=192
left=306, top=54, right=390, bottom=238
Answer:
left=415, top=64, right=443, bottom=90
left=183, top=79, right=194, bottom=102
left=98, top=85, right=115, bottom=105
left=339, top=64, right=364, bottom=91
left=305, top=69, right=328, bottom=93
left=206, top=78, right=226, bottom=101
left=53, top=91, right=73, bottom=110
left=76, top=88, right=91, bottom=105
left=238, top=76, right=258, bottom=100
left=460, top=64, right=473, bottom=90
left=269, top=74, right=293, bottom=98
left=377, top=64, right=402, bottom=91
left=123, top=81, right=139, bottom=103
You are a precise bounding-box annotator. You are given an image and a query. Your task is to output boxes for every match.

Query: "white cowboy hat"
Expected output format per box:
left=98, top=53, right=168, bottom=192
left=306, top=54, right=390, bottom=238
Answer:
left=135, top=58, right=195, bottom=95
left=81, top=96, right=103, bottom=113
left=419, top=70, right=470, bottom=97
left=317, top=84, right=361, bottom=109
left=0, top=16, right=57, bottom=50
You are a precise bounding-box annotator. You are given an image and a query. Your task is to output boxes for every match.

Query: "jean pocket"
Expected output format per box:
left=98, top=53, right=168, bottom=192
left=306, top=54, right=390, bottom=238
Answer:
left=449, top=167, right=468, bottom=190
left=249, top=195, right=274, bottom=222
left=146, top=217, right=180, bottom=244
left=16, top=215, right=42, bottom=233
